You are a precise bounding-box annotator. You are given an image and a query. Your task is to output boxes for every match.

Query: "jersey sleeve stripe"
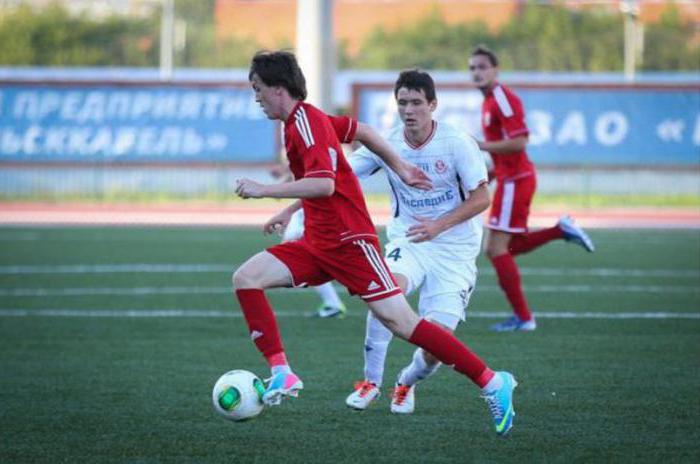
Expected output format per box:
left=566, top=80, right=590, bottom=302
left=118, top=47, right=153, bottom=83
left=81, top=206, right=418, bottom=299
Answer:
left=295, top=117, right=312, bottom=147
left=296, top=106, right=316, bottom=147
left=343, top=119, right=356, bottom=143
left=493, top=86, right=514, bottom=118
left=304, top=170, right=335, bottom=177
left=507, top=127, right=529, bottom=137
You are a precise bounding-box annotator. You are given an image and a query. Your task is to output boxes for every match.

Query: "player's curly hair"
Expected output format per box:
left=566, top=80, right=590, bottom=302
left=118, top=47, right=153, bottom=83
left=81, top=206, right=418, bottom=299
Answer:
left=394, top=69, right=436, bottom=102
left=471, top=44, right=499, bottom=67
left=249, top=50, right=308, bottom=101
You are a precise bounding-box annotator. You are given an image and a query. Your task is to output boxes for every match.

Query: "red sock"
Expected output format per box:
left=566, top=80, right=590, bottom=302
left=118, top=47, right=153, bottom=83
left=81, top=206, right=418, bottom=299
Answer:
left=509, top=226, right=564, bottom=256
left=408, top=319, right=494, bottom=388
left=235, top=289, right=287, bottom=368
left=490, top=253, right=533, bottom=321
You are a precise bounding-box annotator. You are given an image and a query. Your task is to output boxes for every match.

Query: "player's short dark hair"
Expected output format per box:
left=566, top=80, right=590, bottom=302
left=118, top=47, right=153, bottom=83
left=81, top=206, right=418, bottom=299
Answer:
left=470, top=44, right=499, bottom=67
left=393, top=69, right=436, bottom=102
left=248, top=50, right=307, bottom=101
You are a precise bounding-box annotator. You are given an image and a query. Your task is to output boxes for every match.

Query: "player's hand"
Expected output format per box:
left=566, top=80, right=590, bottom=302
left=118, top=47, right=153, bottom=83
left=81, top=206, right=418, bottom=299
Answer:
left=396, top=160, right=432, bottom=191
left=263, top=210, right=293, bottom=235
left=235, top=178, right=267, bottom=199
left=406, top=216, right=442, bottom=243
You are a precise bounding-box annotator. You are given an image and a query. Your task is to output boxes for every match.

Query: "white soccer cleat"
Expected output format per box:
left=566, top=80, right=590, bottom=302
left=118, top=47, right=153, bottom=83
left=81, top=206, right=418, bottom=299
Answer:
left=558, top=215, right=595, bottom=253
left=390, top=384, right=415, bottom=414
left=345, top=380, right=380, bottom=410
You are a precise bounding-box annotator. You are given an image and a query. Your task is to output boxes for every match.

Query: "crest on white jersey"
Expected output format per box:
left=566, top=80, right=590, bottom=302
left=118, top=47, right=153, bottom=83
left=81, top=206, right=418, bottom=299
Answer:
left=435, top=159, right=447, bottom=173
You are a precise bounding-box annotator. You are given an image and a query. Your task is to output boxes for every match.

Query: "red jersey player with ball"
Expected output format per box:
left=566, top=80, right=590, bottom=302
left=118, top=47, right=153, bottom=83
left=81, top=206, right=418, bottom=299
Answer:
left=469, top=45, right=595, bottom=332
left=233, top=50, right=518, bottom=435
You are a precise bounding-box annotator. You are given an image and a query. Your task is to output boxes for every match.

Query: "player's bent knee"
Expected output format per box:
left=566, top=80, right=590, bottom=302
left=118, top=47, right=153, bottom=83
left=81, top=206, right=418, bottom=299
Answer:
left=372, top=313, right=416, bottom=340
left=232, top=266, right=256, bottom=289
left=486, top=244, right=503, bottom=259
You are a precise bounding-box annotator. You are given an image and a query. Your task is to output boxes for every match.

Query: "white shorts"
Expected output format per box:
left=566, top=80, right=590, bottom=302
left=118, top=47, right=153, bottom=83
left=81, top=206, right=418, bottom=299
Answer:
left=384, top=238, right=477, bottom=329
left=282, top=209, right=305, bottom=242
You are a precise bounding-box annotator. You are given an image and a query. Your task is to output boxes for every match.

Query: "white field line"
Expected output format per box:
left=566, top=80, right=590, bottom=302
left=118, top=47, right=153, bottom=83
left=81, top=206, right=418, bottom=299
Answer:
left=0, top=284, right=698, bottom=297
left=0, top=308, right=698, bottom=319
left=0, top=264, right=234, bottom=274
left=0, top=263, right=698, bottom=279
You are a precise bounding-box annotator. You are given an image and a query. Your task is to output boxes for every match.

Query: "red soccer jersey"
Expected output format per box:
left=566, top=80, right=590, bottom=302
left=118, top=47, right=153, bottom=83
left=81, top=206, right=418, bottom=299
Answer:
left=284, top=101, right=376, bottom=250
left=481, top=83, right=535, bottom=180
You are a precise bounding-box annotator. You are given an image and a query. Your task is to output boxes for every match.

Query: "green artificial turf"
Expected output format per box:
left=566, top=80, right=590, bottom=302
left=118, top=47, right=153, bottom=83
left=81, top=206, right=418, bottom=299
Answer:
left=0, top=226, right=698, bottom=463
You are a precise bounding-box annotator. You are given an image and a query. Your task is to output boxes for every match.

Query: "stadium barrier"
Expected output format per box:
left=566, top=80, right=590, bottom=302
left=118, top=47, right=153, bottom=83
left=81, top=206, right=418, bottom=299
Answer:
left=0, top=69, right=698, bottom=198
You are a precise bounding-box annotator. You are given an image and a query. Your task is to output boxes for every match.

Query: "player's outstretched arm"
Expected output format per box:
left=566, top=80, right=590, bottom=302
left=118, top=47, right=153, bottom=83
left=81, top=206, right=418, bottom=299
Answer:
left=478, top=135, right=527, bottom=154
left=354, top=123, right=432, bottom=191
left=406, top=182, right=490, bottom=243
left=235, top=177, right=334, bottom=199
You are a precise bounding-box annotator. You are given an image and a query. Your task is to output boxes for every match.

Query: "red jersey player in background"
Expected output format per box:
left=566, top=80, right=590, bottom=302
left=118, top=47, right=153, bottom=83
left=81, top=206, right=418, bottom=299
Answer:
left=234, top=50, right=518, bottom=435
left=469, top=45, right=595, bottom=333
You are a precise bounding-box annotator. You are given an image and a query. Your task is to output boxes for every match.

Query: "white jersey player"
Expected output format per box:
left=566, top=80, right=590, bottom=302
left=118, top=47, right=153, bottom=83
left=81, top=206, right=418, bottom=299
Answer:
left=345, top=69, right=490, bottom=414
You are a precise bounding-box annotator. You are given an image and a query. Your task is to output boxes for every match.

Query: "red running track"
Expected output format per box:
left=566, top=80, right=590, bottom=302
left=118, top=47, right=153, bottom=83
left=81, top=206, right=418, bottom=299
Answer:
left=1, top=202, right=699, bottom=229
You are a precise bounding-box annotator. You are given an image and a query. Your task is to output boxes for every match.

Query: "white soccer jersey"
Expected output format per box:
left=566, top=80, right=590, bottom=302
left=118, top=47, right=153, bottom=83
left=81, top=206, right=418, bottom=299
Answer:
left=350, top=121, right=488, bottom=259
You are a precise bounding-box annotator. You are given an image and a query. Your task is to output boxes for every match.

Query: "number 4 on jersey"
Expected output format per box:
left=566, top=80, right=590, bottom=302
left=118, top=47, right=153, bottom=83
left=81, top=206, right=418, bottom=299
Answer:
left=387, top=247, right=402, bottom=262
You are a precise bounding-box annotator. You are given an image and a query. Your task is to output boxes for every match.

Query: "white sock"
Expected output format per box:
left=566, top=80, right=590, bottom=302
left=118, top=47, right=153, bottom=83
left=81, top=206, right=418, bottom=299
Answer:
left=363, top=312, right=393, bottom=387
left=314, top=282, right=343, bottom=308
left=397, top=348, right=441, bottom=387
left=482, top=372, right=503, bottom=393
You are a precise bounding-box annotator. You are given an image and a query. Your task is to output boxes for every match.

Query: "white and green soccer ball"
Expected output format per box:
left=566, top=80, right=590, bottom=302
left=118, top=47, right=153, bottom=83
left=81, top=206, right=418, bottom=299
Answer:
left=212, top=370, right=265, bottom=421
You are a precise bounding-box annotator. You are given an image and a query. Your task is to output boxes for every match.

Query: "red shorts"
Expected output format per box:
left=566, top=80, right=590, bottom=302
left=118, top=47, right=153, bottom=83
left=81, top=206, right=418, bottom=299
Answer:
left=487, top=173, right=536, bottom=233
left=266, top=236, right=401, bottom=302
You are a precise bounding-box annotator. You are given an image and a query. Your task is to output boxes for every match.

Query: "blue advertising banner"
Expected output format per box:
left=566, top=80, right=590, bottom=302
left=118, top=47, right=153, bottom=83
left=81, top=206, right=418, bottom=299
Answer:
left=355, top=84, right=700, bottom=165
left=0, top=84, right=276, bottom=163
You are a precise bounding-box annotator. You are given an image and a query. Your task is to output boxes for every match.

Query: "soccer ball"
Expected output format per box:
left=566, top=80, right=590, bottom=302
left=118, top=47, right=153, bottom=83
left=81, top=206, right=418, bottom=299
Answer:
left=212, top=370, right=265, bottom=421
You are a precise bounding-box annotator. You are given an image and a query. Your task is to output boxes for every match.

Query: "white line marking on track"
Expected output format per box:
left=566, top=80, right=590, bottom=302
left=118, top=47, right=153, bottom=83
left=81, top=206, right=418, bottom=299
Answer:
left=0, top=309, right=698, bottom=319
left=0, top=264, right=233, bottom=274
left=0, top=284, right=697, bottom=297
left=0, top=264, right=697, bottom=278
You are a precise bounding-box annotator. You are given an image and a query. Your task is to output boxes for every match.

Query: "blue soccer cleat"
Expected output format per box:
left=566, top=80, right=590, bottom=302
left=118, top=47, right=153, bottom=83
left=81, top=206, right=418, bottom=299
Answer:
left=558, top=215, right=595, bottom=253
left=490, top=316, right=537, bottom=332
left=262, top=370, right=304, bottom=406
left=482, top=371, right=518, bottom=436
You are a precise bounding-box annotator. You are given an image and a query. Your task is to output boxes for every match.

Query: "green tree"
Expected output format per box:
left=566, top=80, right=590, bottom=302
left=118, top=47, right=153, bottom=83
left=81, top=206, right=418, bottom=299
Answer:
left=349, top=9, right=493, bottom=69
left=348, top=1, right=698, bottom=72
left=0, top=2, right=157, bottom=66
left=641, top=3, right=700, bottom=71
left=498, top=3, right=623, bottom=71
